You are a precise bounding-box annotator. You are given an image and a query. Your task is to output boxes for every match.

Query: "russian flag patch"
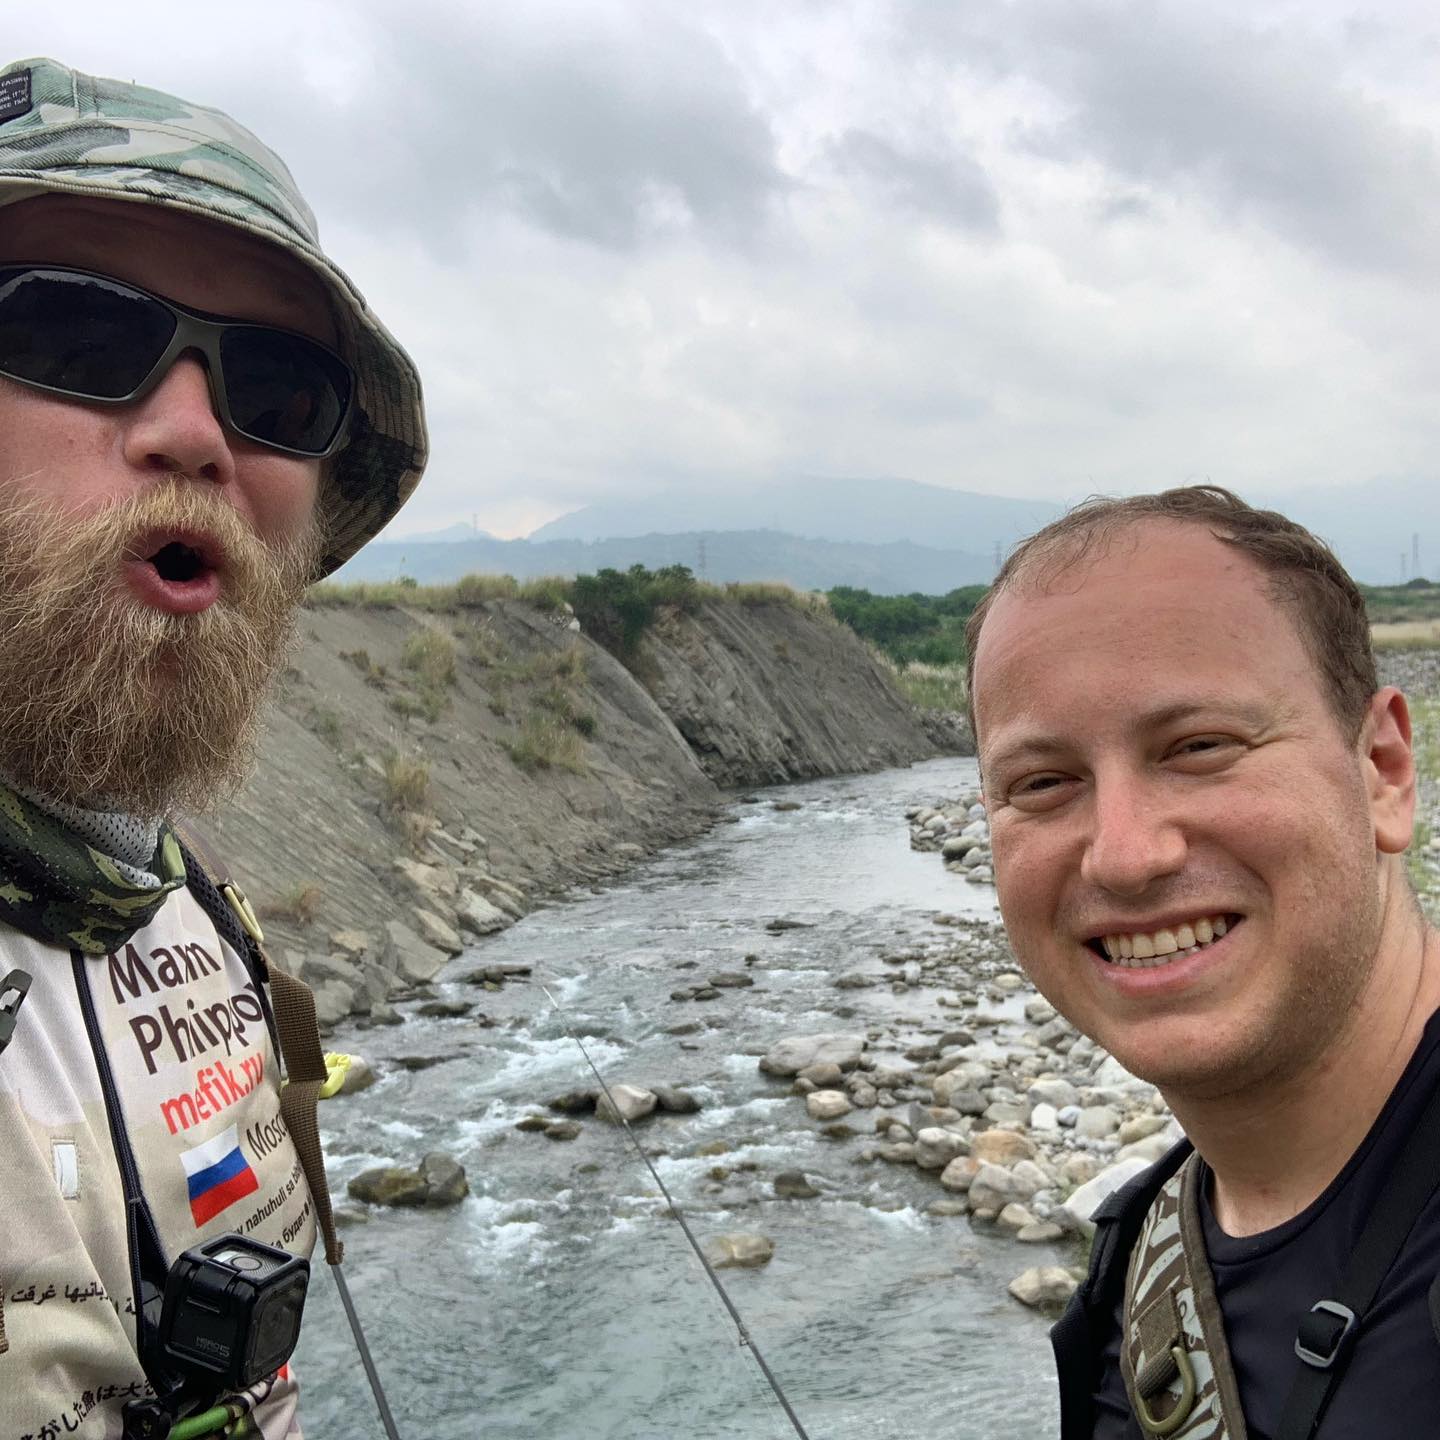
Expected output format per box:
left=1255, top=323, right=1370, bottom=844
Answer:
left=181, top=1122, right=260, bottom=1226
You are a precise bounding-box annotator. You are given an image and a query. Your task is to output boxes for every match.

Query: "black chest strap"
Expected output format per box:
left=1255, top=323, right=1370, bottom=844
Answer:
left=1276, top=1066, right=1440, bottom=1440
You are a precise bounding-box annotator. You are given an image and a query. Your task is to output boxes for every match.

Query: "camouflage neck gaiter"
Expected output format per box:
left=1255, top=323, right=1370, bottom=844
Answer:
left=0, top=784, right=186, bottom=955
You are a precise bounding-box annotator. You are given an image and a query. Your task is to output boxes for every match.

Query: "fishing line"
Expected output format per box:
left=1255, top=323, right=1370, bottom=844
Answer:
left=541, top=985, right=812, bottom=1440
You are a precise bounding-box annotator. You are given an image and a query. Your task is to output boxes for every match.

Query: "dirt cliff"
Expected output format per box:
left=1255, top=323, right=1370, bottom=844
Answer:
left=204, top=594, right=944, bottom=990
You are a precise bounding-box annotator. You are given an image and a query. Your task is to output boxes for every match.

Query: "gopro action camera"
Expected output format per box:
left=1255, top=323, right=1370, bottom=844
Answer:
left=160, top=1234, right=310, bottom=1389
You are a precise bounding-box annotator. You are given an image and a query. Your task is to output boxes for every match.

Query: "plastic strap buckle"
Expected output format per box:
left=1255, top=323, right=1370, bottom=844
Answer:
left=0, top=969, right=32, bottom=1055
left=1294, top=1299, right=1358, bottom=1370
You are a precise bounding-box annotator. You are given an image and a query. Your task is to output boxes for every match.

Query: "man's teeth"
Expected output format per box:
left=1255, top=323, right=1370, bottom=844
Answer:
left=1099, top=916, right=1231, bottom=969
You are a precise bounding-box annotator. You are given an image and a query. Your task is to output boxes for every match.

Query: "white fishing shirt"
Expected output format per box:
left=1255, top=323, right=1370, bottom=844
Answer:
left=0, top=886, right=316, bottom=1440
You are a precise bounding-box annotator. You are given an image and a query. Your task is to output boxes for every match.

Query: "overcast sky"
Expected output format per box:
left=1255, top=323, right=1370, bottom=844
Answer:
left=13, top=2, right=1440, bottom=538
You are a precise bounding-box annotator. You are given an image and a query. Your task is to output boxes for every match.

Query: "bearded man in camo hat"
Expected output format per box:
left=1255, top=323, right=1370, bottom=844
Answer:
left=0, top=58, right=426, bottom=1439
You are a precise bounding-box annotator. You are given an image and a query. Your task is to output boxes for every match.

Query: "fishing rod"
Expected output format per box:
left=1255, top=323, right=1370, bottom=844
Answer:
left=540, top=985, right=813, bottom=1440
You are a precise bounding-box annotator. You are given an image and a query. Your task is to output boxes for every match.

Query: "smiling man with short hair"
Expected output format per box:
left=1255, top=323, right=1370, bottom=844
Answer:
left=0, top=57, right=426, bottom=1439
left=968, top=486, right=1440, bottom=1439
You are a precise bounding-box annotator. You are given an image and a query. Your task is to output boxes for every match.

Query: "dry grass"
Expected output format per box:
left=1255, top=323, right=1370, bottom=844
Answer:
left=402, top=628, right=458, bottom=687
left=1372, top=621, right=1440, bottom=650
left=502, top=712, right=588, bottom=773
left=381, top=752, right=431, bottom=813
left=311, top=573, right=831, bottom=616
left=879, top=657, right=968, bottom=711
left=267, top=883, right=323, bottom=927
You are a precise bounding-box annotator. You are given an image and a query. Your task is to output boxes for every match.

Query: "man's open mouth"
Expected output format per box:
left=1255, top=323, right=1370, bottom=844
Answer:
left=148, top=540, right=211, bottom=583
left=131, top=529, right=223, bottom=585
left=1085, top=914, right=1244, bottom=969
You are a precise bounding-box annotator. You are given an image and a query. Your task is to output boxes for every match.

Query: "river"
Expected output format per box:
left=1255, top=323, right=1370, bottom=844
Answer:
left=292, top=755, right=1066, bottom=1438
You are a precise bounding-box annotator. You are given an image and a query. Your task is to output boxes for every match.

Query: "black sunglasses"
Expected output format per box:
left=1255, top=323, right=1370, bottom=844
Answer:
left=0, top=265, right=354, bottom=458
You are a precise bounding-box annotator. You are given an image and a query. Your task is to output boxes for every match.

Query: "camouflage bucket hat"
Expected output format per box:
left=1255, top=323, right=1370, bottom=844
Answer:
left=0, top=57, right=428, bottom=576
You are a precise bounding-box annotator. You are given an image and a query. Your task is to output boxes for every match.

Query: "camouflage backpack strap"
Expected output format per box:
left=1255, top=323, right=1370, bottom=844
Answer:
left=1122, top=1152, right=1248, bottom=1439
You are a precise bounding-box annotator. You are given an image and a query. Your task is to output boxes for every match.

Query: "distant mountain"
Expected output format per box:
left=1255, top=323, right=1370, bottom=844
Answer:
left=1271, top=477, right=1440, bottom=585
left=391, top=521, right=497, bottom=544
left=528, top=476, right=1062, bottom=554
left=332, top=528, right=994, bottom=595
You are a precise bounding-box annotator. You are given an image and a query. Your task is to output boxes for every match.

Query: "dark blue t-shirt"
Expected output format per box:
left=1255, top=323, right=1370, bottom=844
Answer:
left=1094, top=1008, right=1440, bottom=1438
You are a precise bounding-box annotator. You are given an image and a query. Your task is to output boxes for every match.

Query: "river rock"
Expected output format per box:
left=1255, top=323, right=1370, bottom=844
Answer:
left=456, top=888, right=510, bottom=937
left=969, top=1163, right=1035, bottom=1212
left=995, top=1203, right=1037, bottom=1236
left=939, top=1155, right=981, bottom=1192
left=969, top=1130, right=1038, bottom=1166
left=1009, top=1266, right=1079, bottom=1310
left=1118, top=1113, right=1170, bottom=1145
left=381, top=919, right=449, bottom=985
left=547, top=1089, right=597, bottom=1113
left=709, top=972, right=755, bottom=988
left=1012, top=1159, right=1053, bottom=1193
left=932, top=1067, right=991, bottom=1108
left=335, top=1054, right=377, bottom=1095
left=348, top=1166, right=430, bottom=1207
left=347, top=1152, right=468, bottom=1208
left=417, top=999, right=473, bottom=1018
left=652, top=1086, right=702, bottom=1114
left=704, top=1233, right=775, bottom=1269
left=544, top=1120, right=582, bottom=1141
left=1030, top=1102, right=1059, bottom=1132
left=774, top=1170, right=820, bottom=1199
left=798, top=1062, right=844, bottom=1087
left=1076, top=1105, right=1121, bottom=1139
left=806, top=1090, right=853, bottom=1121
left=515, top=1114, right=551, bottom=1132
left=312, top=979, right=356, bottom=1028
left=394, top=858, right=460, bottom=904
left=914, top=1128, right=967, bottom=1171
left=1028, top=1078, right=1081, bottom=1109
left=330, top=929, right=371, bottom=961
left=760, top=1034, right=865, bottom=1077
left=983, top=1101, right=1030, bottom=1125
left=1061, top=1157, right=1154, bottom=1235
left=1060, top=1153, right=1103, bottom=1187
left=1092, top=1054, right=1146, bottom=1088
left=1018, top=1221, right=1066, bottom=1243
left=414, top=908, right=464, bottom=957
left=1117, top=1132, right=1182, bottom=1166
left=420, top=1152, right=470, bottom=1205
left=596, top=1085, right=658, bottom=1124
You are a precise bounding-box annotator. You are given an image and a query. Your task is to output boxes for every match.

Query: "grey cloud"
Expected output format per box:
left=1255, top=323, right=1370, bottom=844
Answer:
left=827, top=128, right=1000, bottom=231
left=900, top=0, right=1440, bottom=277
left=252, top=4, right=787, bottom=255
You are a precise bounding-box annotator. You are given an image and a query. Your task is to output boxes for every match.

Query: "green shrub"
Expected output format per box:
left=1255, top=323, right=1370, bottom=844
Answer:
left=306, top=706, right=344, bottom=747
left=825, top=584, right=987, bottom=666
left=570, top=564, right=700, bottom=658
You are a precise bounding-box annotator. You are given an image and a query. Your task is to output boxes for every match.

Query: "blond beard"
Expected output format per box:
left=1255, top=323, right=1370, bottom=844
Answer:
left=0, top=483, right=322, bottom=818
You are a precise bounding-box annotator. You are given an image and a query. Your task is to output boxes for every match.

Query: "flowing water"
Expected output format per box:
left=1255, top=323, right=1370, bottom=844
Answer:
left=293, top=756, right=1065, bottom=1438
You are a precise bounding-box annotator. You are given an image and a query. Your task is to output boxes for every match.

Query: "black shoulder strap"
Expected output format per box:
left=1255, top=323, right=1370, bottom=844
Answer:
left=1276, top=1068, right=1440, bottom=1440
